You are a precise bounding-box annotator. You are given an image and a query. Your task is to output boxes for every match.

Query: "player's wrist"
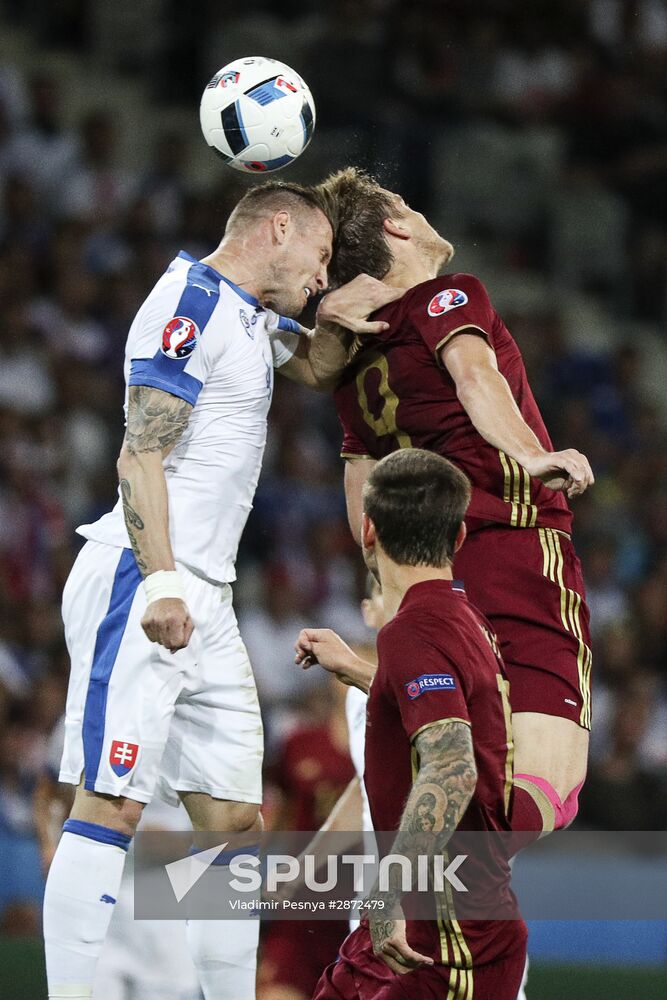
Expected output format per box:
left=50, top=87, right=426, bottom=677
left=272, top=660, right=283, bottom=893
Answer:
left=144, top=569, right=186, bottom=605
left=516, top=446, right=547, bottom=470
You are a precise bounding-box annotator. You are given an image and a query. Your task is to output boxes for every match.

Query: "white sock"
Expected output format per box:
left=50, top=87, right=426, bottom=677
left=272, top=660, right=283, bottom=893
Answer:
left=186, top=917, right=259, bottom=1000
left=43, top=821, right=130, bottom=999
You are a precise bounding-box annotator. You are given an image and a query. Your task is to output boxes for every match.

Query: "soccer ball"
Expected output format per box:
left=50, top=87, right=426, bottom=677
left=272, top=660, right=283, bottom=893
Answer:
left=200, top=57, right=316, bottom=173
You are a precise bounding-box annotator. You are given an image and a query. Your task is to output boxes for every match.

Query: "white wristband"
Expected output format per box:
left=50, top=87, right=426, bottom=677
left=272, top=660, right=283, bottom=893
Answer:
left=144, top=570, right=186, bottom=605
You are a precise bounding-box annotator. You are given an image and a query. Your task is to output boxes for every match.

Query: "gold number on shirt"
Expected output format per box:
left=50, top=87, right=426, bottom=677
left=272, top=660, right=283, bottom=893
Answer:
left=355, top=350, right=412, bottom=448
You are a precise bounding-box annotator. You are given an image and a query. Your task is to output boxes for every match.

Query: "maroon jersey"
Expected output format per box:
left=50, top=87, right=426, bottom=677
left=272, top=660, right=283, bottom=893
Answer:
left=334, top=272, right=572, bottom=534
left=272, top=723, right=355, bottom=831
left=363, top=579, right=523, bottom=967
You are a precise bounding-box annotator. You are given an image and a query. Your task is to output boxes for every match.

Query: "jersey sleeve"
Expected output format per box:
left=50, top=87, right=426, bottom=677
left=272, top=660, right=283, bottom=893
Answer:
left=335, top=389, right=375, bottom=459
left=417, top=274, right=496, bottom=362
left=377, top=619, right=471, bottom=742
left=340, top=425, right=374, bottom=459
left=128, top=264, right=223, bottom=406
left=264, top=310, right=302, bottom=368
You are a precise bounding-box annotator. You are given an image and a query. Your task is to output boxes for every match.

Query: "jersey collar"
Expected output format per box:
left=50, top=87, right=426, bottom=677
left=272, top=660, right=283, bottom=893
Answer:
left=399, top=578, right=467, bottom=611
left=177, top=251, right=260, bottom=307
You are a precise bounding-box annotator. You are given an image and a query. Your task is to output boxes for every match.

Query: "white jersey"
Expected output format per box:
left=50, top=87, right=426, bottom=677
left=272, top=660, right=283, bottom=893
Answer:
left=345, top=686, right=373, bottom=833
left=78, top=251, right=300, bottom=584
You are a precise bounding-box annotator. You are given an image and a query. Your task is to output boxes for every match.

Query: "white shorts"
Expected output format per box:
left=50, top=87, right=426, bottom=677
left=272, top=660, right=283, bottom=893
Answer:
left=60, top=540, right=263, bottom=805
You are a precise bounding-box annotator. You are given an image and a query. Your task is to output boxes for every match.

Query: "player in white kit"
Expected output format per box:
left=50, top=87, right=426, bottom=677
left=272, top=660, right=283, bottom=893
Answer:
left=35, top=717, right=200, bottom=1000
left=43, top=182, right=401, bottom=1000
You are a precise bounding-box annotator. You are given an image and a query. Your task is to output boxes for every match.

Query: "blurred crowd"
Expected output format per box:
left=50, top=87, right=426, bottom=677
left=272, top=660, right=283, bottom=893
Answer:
left=1, top=0, right=667, bottom=937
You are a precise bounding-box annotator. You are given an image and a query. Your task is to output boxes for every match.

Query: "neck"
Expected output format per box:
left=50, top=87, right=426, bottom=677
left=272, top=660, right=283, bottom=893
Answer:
left=200, top=237, right=263, bottom=300
left=376, top=551, right=453, bottom=620
left=383, top=252, right=441, bottom=289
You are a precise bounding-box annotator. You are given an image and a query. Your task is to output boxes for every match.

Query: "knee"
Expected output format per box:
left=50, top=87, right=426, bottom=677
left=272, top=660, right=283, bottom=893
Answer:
left=70, top=786, right=144, bottom=838
left=514, top=773, right=583, bottom=831
left=225, top=802, right=262, bottom=834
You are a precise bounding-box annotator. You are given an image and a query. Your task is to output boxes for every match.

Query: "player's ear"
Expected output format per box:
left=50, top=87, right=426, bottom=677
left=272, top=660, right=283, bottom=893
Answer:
left=383, top=217, right=410, bottom=241
left=453, top=520, right=467, bottom=554
left=361, top=512, right=376, bottom=550
left=271, top=210, right=291, bottom=244
left=360, top=597, right=374, bottom=629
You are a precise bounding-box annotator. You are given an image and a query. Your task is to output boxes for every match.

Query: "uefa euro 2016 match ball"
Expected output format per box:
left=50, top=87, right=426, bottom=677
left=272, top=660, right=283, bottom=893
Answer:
left=200, top=56, right=316, bottom=173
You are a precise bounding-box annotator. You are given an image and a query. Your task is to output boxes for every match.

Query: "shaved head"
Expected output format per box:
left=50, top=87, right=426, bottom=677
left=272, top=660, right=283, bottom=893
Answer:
left=225, top=181, right=330, bottom=236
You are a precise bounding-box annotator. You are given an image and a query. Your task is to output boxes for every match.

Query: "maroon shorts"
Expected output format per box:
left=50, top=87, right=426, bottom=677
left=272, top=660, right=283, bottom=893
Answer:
left=312, top=927, right=527, bottom=1000
left=454, top=525, right=592, bottom=729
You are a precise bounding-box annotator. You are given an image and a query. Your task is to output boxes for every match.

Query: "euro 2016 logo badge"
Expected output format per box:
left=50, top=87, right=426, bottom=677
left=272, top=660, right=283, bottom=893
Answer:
left=427, top=288, right=468, bottom=317
left=161, top=317, right=199, bottom=359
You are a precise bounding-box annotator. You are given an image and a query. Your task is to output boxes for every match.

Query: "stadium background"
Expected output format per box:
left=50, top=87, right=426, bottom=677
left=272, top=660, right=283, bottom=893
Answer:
left=0, top=0, right=666, bottom=996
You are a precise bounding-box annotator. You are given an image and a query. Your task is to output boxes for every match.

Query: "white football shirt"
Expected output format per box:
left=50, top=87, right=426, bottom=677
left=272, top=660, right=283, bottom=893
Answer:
left=345, top=685, right=373, bottom=833
left=78, top=251, right=300, bottom=583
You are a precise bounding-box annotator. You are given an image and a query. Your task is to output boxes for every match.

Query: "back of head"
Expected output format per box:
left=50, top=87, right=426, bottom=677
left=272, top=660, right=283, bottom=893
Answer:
left=363, top=449, right=471, bottom=568
left=225, top=180, right=329, bottom=237
left=315, top=167, right=395, bottom=286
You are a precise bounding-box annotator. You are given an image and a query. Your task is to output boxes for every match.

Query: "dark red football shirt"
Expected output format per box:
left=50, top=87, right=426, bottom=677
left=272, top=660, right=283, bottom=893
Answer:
left=334, top=272, right=572, bottom=534
left=363, top=579, right=524, bottom=966
left=271, top=723, right=355, bottom=831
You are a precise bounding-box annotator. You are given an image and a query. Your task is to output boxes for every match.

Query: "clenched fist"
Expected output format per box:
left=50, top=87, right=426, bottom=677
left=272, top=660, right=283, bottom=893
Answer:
left=141, top=598, right=194, bottom=653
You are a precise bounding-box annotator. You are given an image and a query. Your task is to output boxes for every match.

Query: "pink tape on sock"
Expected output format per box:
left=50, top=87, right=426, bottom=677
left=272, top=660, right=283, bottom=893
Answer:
left=514, top=774, right=584, bottom=829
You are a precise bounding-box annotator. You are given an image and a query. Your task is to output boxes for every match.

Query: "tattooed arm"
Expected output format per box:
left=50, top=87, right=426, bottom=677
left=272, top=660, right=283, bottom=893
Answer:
left=367, top=719, right=477, bottom=974
left=116, top=385, right=194, bottom=651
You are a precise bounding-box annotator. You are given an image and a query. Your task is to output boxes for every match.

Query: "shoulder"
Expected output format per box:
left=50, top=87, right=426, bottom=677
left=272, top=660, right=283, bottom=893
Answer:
left=405, top=273, right=492, bottom=315
left=378, top=607, right=460, bottom=659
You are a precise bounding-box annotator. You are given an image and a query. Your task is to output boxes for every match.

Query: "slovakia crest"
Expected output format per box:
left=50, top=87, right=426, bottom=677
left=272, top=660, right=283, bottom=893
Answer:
left=109, top=740, right=139, bottom=777
left=161, top=316, right=199, bottom=359
left=427, top=288, right=468, bottom=317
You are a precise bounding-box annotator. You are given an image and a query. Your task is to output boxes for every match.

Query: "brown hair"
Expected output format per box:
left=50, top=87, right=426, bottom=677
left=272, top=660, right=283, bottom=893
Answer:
left=363, top=449, right=471, bottom=568
left=226, top=181, right=330, bottom=234
left=314, top=167, right=397, bottom=287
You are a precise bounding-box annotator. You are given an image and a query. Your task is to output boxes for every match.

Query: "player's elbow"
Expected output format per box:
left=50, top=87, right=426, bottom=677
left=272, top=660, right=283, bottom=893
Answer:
left=116, top=439, right=157, bottom=481
left=309, top=371, right=338, bottom=393
left=116, top=441, right=131, bottom=481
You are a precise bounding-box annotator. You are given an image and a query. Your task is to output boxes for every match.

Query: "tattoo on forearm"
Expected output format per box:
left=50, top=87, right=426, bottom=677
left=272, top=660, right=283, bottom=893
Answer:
left=369, top=918, right=398, bottom=960
left=126, top=386, right=192, bottom=454
left=120, top=478, right=147, bottom=574
left=369, top=720, right=476, bottom=922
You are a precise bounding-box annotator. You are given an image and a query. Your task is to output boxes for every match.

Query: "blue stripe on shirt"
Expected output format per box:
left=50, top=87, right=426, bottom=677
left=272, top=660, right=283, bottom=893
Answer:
left=276, top=315, right=302, bottom=334
left=129, top=358, right=203, bottom=406
left=129, top=258, right=222, bottom=405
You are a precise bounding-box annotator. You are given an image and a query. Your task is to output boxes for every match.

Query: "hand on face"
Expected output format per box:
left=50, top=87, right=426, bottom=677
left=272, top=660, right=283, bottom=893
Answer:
left=317, top=273, right=405, bottom=335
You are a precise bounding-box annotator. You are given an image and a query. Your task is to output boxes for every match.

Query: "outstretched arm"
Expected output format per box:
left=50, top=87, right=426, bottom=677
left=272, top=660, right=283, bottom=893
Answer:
left=278, top=275, right=404, bottom=390
left=294, top=627, right=376, bottom=693
left=441, top=334, right=594, bottom=498
left=344, top=456, right=377, bottom=544
left=117, top=385, right=194, bottom=651
left=367, top=719, right=477, bottom=974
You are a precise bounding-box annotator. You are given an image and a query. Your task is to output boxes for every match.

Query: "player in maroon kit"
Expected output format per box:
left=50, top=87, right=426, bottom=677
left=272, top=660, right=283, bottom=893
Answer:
left=314, top=168, right=594, bottom=840
left=298, top=449, right=527, bottom=1000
